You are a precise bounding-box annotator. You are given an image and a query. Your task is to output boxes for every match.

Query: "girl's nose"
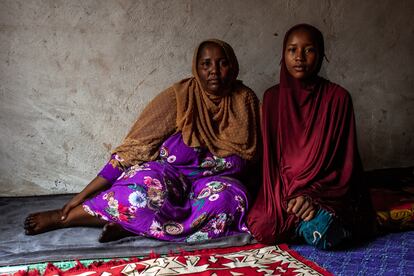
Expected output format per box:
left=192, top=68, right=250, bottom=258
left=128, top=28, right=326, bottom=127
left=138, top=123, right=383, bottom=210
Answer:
left=295, top=50, right=305, bottom=61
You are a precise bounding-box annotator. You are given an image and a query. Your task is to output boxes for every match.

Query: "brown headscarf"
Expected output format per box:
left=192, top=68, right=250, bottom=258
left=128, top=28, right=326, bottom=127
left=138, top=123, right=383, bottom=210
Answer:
left=113, top=39, right=260, bottom=166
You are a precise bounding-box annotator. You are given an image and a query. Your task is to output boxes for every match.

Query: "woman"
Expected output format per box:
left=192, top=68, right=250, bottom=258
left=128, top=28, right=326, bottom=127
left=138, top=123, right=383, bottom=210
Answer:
left=25, top=39, right=260, bottom=243
left=247, top=24, right=374, bottom=249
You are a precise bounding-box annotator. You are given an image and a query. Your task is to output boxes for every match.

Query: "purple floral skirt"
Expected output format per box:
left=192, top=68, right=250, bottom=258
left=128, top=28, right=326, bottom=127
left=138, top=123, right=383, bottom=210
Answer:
left=83, top=133, right=250, bottom=242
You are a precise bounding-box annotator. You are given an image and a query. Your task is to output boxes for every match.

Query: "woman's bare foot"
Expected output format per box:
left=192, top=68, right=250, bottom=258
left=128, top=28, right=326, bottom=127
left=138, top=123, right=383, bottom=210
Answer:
left=99, top=222, right=134, bottom=243
left=24, top=209, right=65, bottom=235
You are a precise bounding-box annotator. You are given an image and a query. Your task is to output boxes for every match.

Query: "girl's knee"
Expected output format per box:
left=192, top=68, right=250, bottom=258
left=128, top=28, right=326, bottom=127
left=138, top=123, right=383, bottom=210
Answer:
left=297, top=209, right=351, bottom=250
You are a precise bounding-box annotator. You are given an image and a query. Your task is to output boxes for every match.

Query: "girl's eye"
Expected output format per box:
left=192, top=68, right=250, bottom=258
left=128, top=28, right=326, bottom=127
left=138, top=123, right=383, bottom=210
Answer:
left=287, top=47, right=296, bottom=53
left=305, top=47, right=316, bottom=54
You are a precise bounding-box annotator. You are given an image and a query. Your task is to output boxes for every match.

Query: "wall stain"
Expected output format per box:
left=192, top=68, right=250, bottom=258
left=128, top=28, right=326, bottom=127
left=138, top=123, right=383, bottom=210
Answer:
left=103, top=143, right=112, bottom=152
left=55, top=115, right=66, bottom=122
left=62, top=142, right=70, bottom=151
left=89, top=53, right=110, bottom=74
left=135, top=68, right=157, bottom=89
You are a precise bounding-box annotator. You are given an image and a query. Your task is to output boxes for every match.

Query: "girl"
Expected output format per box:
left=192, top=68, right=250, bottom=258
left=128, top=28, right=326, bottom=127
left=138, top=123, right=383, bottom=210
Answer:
left=247, top=24, right=374, bottom=250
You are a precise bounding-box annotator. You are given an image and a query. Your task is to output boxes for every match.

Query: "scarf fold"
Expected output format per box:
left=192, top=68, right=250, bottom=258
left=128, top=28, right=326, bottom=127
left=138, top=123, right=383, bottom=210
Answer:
left=113, top=39, right=259, bottom=166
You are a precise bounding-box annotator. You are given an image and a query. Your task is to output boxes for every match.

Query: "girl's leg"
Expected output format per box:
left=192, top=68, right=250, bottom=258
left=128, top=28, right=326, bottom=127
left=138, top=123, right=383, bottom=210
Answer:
left=296, top=208, right=351, bottom=250
left=24, top=204, right=106, bottom=235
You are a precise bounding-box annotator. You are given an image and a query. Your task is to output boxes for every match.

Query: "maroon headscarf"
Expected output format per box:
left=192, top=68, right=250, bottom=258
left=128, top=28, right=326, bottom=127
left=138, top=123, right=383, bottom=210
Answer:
left=247, top=24, right=372, bottom=244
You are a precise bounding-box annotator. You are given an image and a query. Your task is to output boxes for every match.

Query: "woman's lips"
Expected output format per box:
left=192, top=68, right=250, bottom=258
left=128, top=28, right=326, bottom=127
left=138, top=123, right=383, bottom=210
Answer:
left=208, top=79, right=220, bottom=83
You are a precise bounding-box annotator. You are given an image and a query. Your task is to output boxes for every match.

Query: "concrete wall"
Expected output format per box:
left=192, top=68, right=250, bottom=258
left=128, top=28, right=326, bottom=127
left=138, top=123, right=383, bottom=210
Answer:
left=1, top=0, right=413, bottom=196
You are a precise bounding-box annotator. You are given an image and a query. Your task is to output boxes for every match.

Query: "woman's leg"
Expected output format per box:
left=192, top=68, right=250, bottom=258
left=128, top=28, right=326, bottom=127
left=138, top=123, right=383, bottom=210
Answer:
left=185, top=176, right=249, bottom=241
left=24, top=204, right=106, bottom=235
left=98, top=222, right=135, bottom=242
left=83, top=162, right=168, bottom=242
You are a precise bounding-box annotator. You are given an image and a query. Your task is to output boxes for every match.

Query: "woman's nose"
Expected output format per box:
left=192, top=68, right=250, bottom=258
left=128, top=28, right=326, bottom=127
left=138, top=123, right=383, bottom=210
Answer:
left=210, top=63, right=219, bottom=74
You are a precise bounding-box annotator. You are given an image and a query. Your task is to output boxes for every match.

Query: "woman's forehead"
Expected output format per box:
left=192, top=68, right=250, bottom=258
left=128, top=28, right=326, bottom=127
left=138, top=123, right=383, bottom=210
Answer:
left=199, top=42, right=224, bottom=53
left=197, top=43, right=226, bottom=59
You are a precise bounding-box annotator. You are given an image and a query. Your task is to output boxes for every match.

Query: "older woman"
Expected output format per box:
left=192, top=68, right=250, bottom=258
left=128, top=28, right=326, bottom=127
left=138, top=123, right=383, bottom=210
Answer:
left=25, top=39, right=260, bottom=243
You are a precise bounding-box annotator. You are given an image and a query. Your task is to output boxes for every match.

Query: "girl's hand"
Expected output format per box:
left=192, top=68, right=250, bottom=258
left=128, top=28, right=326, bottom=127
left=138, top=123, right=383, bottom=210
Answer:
left=287, top=196, right=315, bottom=221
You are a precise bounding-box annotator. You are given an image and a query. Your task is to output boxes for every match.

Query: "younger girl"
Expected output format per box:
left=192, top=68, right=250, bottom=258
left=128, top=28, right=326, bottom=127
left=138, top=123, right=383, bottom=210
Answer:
left=247, top=24, right=374, bottom=250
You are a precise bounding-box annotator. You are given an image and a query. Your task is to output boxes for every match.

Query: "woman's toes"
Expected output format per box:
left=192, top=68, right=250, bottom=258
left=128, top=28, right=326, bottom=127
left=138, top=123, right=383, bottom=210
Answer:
left=23, top=210, right=63, bottom=235
left=24, top=215, right=35, bottom=228
left=24, top=215, right=32, bottom=224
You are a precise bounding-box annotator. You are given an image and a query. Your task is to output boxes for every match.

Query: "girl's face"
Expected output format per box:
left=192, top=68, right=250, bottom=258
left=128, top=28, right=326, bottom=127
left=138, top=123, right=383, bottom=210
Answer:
left=284, top=29, right=320, bottom=80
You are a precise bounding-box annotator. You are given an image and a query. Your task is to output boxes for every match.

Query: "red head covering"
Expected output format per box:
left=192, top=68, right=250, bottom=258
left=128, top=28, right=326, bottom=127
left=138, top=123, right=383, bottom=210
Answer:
left=247, top=24, right=372, bottom=244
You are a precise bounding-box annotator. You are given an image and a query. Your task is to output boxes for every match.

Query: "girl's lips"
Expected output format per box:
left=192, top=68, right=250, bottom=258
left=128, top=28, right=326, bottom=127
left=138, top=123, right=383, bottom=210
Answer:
left=293, top=66, right=306, bottom=71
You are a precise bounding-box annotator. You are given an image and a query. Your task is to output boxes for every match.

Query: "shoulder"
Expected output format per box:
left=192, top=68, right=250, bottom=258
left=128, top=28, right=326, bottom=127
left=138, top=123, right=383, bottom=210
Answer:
left=263, top=84, right=280, bottom=102
left=153, top=86, right=176, bottom=100
left=320, top=79, right=354, bottom=109
left=321, top=79, right=354, bottom=113
left=172, top=77, right=193, bottom=94
left=322, top=79, right=351, bottom=101
left=233, top=81, right=260, bottom=105
left=145, top=86, right=176, bottom=109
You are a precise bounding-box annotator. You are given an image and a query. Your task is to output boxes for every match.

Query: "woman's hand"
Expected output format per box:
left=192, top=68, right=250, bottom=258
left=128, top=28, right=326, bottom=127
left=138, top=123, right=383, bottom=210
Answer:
left=287, top=196, right=315, bottom=221
left=61, top=176, right=110, bottom=220
left=61, top=194, right=86, bottom=220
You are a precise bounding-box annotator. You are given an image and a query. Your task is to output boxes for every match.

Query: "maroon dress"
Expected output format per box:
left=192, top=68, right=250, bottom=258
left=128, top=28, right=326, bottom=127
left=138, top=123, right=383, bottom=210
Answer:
left=247, top=24, right=374, bottom=246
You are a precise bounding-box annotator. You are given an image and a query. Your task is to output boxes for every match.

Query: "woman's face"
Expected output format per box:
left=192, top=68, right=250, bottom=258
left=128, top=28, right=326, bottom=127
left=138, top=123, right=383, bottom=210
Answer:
left=197, top=43, right=232, bottom=95
left=284, top=29, right=320, bottom=80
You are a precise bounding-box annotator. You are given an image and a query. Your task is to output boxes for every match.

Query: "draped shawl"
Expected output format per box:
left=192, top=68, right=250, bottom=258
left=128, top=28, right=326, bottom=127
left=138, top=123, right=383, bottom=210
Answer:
left=247, top=24, right=372, bottom=244
left=113, top=39, right=260, bottom=166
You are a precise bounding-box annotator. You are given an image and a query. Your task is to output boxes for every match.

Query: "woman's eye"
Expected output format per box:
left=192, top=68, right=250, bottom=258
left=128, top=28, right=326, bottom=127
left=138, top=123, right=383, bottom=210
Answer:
left=220, top=60, right=229, bottom=67
left=287, top=48, right=296, bottom=53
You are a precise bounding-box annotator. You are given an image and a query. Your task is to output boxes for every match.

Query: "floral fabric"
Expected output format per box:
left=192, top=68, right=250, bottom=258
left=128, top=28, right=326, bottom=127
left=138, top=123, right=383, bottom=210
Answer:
left=370, top=186, right=414, bottom=231
left=83, top=132, right=250, bottom=242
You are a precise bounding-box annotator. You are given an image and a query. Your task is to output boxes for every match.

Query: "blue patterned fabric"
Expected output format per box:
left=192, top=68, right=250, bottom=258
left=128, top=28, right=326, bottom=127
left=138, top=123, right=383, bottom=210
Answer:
left=292, top=230, right=414, bottom=275
left=296, top=208, right=351, bottom=250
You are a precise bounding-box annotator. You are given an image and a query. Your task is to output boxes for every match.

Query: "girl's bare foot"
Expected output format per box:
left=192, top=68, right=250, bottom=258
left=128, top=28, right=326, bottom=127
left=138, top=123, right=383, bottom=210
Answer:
left=24, top=209, right=65, bottom=235
left=99, top=222, right=134, bottom=243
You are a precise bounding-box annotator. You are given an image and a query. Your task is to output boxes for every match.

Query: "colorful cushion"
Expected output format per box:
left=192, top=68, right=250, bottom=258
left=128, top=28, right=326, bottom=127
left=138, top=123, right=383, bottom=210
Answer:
left=370, top=187, right=414, bottom=231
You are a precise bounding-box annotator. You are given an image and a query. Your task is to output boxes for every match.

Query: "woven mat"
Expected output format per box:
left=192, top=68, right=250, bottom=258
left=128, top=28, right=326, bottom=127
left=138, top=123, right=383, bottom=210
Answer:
left=12, top=243, right=332, bottom=276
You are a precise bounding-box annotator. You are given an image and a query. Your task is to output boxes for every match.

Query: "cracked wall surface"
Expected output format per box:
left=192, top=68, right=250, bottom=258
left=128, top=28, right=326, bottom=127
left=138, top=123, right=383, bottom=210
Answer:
left=1, top=0, right=413, bottom=195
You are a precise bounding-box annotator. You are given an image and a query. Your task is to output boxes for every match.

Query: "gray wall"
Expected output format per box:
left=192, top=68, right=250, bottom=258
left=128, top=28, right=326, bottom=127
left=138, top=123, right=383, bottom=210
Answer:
left=1, top=0, right=413, bottom=196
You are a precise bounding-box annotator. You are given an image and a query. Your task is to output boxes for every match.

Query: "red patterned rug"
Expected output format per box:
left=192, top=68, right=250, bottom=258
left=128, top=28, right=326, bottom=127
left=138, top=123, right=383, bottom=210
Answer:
left=16, top=243, right=332, bottom=275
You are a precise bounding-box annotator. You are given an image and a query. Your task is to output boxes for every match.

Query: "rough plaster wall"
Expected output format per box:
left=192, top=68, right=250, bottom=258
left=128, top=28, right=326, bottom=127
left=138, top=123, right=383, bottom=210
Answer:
left=0, top=0, right=413, bottom=196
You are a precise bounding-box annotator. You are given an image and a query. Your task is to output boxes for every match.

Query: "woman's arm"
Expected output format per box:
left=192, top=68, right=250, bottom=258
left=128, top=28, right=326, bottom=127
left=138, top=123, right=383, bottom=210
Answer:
left=61, top=154, right=126, bottom=220
left=61, top=176, right=111, bottom=220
